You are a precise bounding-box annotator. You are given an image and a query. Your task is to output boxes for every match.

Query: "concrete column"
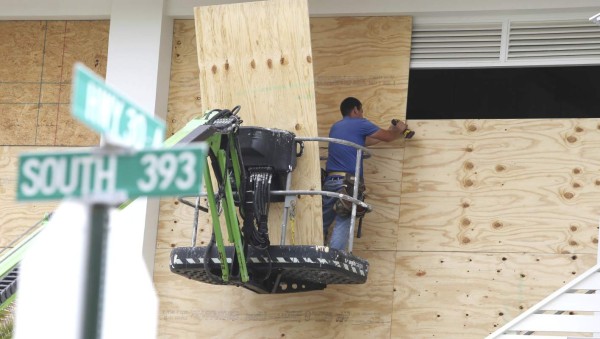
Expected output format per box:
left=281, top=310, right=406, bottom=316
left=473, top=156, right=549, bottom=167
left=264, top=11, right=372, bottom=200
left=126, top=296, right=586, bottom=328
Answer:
left=106, top=0, right=173, bottom=275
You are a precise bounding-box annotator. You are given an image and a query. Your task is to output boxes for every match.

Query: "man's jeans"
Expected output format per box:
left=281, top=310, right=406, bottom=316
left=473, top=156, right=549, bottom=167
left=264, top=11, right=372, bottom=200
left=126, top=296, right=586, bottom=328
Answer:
left=322, top=177, right=351, bottom=251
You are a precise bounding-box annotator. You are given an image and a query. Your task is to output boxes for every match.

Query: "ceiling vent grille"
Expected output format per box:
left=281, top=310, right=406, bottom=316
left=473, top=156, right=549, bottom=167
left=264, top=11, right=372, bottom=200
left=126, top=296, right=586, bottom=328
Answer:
left=411, top=23, right=503, bottom=63
left=507, top=20, right=600, bottom=61
left=410, top=18, right=600, bottom=68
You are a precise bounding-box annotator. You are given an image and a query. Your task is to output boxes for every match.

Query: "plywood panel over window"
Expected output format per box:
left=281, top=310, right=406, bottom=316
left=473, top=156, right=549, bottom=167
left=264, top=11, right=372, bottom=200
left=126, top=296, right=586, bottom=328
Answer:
left=157, top=9, right=413, bottom=339
left=167, top=20, right=203, bottom=137
left=311, top=16, right=412, bottom=139
left=398, top=119, right=600, bottom=254
left=0, top=20, right=108, bottom=147
left=0, top=20, right=109, bottom=250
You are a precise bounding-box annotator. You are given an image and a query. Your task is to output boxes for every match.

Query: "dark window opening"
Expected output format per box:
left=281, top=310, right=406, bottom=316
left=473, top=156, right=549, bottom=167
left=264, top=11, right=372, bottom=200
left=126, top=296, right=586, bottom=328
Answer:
left=406, top=66, right=600, bottom=120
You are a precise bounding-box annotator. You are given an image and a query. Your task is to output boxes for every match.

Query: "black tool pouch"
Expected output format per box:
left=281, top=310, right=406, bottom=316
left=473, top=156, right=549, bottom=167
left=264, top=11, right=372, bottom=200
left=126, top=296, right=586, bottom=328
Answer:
left=333, top=174, right=368, bottom=218
left=320, top=168, right=327, bottom=189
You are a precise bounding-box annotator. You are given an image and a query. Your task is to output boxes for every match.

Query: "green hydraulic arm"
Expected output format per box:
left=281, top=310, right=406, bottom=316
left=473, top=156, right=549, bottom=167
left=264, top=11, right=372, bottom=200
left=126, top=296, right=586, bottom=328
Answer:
left=0, top=107, right=249, bottom=310
left=165, top=107, right=250, bottom=283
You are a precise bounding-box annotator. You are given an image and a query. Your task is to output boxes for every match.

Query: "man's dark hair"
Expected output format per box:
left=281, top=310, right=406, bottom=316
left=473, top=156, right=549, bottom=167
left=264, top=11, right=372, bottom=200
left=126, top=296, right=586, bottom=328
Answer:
left=340, top=97, right=362, bottom=117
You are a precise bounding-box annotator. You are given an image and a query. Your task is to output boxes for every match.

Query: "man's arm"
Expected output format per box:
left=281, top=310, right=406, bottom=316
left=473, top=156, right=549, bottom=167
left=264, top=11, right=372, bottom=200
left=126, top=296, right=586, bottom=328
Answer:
left=366, top=120, right=407, bottom=145
left=365, top=136, right=381, bottom=146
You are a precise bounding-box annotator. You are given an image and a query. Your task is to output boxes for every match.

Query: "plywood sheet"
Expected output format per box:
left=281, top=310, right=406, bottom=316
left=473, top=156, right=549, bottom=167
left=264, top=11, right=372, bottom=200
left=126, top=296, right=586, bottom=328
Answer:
left=155, top=248, right=395, bottom=338
left=0, top=20, right=108, bottom=253
left=167, top=20, right=203, bottom=138
left=51, top=21, right=109, bottom=146
left=156, top=196, right=212, bottom=249
left=193, top=0, right=321, bottom=245
left=392, top=251, right=597, bottom=339
left=0, top=104, right=38, bottom=145
left=57, top=21, right=109, bottom=81
left=351, top=148, right=405, bottom=251
left=398, top=119, right=600, bottom=254
left=0, top=21, right=45, bottom=146
left=0, top=83, right=41, bottom=104
left=0, top=21, right=45, bottom=82
left=311, top=16, right=412, bottom=137
left=315, top=83, right=408, bottom=139
left=0, top=20, right=108, bottom=146
left=161, top=20, right=214, bottom=250
left=42, top=21, right=68, bottom=83
left=54, top=103, right=100, bottom=146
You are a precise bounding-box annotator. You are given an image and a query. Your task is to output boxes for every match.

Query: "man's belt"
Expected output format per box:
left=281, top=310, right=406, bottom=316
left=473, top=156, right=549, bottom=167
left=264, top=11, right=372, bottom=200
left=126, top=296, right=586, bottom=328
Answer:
left=327, top=171, right=348, bottom=177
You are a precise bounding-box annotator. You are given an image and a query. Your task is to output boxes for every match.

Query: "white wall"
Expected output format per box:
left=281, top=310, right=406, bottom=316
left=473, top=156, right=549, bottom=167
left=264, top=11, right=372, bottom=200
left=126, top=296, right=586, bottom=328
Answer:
left=2, top=0, right=599, bottom=20
left=104, top=0, right=173, bottom=274
left=0, top=0, right=111, bottom=19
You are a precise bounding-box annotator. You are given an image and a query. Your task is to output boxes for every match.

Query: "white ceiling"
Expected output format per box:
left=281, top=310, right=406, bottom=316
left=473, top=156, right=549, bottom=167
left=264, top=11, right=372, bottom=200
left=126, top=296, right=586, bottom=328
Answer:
left=1, top=0, right=599, bottom=20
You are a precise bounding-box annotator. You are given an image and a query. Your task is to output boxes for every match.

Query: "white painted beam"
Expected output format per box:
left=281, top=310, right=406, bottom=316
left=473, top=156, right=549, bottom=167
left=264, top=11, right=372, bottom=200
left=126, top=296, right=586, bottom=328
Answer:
left=166, top=0, right=600, bottom=18
left=105, top=0, right=173, bottom=275
left=2, top=0, right=600, bottom=19
left=0, top=0, right=110, bottom=19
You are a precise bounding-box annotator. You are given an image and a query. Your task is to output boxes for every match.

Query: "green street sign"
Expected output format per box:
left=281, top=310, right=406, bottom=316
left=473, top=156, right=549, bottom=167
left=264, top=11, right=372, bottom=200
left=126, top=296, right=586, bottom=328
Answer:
left=17, top=145, right=207, bottom=201
left=71, top=63, right=166, bottom=149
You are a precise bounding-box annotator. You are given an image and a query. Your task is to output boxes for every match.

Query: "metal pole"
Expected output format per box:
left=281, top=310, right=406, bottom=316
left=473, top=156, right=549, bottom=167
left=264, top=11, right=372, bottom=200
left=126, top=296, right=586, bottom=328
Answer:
left=280, top=171, right=294, bottom=245
left=81, top=203, right=109, bottom=339
left=347, top=149, right=363, bottom=253
left=191, top=196, right=201, bottom=247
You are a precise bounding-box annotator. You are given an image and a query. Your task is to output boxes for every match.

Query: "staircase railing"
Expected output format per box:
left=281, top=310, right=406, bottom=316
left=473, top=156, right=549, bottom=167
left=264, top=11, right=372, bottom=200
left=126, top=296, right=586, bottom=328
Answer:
left=487, top=222, right=600, bottom=338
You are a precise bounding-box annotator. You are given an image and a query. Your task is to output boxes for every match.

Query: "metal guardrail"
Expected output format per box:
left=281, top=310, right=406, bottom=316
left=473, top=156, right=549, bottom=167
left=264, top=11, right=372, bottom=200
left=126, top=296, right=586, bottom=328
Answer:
left=179, top=136, right=372, bottom=253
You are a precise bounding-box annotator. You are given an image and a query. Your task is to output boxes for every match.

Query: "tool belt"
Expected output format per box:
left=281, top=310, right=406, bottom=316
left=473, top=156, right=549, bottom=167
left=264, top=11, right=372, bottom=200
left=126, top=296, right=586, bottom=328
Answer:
left=333, top=173, right=368, bottom=218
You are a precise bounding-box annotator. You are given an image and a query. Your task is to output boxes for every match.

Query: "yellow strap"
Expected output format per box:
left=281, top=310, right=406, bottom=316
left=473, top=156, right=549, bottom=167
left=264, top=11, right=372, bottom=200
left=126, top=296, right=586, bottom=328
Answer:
left=327, top=171, right=347, bottom=177
left=290, top=200, right=296, bottom=245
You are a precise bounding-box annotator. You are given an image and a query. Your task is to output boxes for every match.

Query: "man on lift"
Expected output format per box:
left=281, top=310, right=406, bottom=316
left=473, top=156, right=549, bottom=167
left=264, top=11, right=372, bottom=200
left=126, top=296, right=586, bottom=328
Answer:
left=322, top=97, right=411, bottom=251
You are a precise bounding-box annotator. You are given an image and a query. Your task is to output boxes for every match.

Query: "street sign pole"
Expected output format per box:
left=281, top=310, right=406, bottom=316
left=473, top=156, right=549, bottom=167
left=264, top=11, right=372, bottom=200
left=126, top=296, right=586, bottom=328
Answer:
left=82, top=203, right=109, bottom=339
left=72, top=61, right=158, bottom=339
left=15, top=63, right=204, bottom=339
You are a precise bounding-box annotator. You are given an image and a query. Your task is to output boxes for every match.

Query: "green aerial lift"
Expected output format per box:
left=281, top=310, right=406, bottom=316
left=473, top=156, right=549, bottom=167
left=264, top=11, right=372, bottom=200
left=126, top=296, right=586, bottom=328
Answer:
left=168, top=106, right=372, bottom=293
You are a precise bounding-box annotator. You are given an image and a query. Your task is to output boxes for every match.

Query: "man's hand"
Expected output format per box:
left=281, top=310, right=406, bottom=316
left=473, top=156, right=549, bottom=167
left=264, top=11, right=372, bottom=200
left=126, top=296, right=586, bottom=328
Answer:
left=392, top=119, right=415, bottom=139
left=391, top=119, right=407, bottom=132
left=368, top=119, right=412, bottom=144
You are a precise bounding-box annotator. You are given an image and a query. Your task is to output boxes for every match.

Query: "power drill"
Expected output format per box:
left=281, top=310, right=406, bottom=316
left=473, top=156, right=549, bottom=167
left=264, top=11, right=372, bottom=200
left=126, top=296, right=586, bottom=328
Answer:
left=391, top=119, right=415, bottom=139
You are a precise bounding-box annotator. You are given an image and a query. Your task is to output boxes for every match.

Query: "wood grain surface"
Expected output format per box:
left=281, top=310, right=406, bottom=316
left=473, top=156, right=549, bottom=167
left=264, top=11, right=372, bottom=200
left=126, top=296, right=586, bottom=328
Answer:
left=2, top=15, right=599, bottom=339
left=0, top=20, right=108, bottom=146
left=311, top=16, right=412, bottom=140
left=193, top=0, right=321, bottom=245
left=167, top=20, right=203, bottom=138
left=398, top=119, right=600, bottom=254
left=0, top=21, right=107, bottom=252
left=393, top=251, right=597, bottom=338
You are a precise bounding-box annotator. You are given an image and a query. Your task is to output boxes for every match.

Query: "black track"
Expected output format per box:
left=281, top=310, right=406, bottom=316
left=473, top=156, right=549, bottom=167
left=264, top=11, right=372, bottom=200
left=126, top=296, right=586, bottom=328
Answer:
left=170, top=245, right=368, bottom=294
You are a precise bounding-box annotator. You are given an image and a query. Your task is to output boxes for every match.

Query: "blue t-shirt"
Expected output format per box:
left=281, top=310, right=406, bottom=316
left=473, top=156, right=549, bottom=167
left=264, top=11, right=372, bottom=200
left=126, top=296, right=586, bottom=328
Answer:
left=326, top=117, right=380, bottom=177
